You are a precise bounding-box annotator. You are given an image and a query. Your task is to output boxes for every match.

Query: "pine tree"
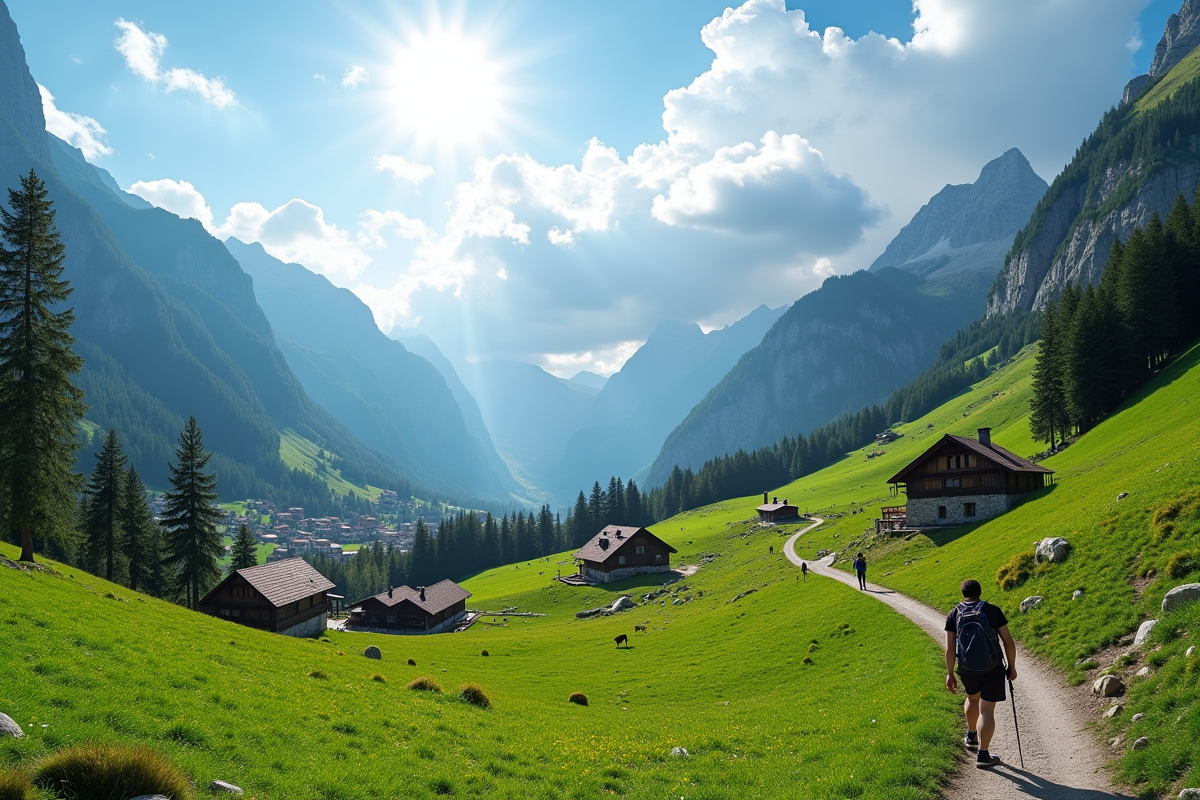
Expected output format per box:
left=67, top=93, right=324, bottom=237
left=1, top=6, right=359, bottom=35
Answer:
left=1029, top=302, right=1069, bottom=449
left=0, top=170, right=86, bottom=562
left=229, top=524, right=258, bottom=571
left=120, top=467, right=156, bottom=593
left=410, top=517, right=433, bottom=585
left=161, top=417, right=224, bottom=609
left=571, top=491, right=591, bottom=545
left=82, top=429, right=127, bottom=581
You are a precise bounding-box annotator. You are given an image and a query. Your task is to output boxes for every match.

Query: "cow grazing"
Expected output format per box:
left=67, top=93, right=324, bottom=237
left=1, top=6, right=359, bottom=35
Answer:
left=634, top=625, right=647, bottom=633
left=614, top=634, right=629, bottom=648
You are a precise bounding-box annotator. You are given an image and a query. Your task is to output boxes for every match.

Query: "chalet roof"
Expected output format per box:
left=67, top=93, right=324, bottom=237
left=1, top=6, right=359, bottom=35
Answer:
left=364, top=578, right=471, bottom=616
left=215, top=557, right=334, bottom=608
left=888, top=434, right=1054, bottom=484
left=575, top=525, right=677, bottom=564
left=756, top=502, right=796, bottom=512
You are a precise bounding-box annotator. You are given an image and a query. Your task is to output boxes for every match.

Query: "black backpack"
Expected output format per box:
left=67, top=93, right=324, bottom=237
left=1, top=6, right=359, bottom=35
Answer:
left=955, top=600, right=1002, bottom=674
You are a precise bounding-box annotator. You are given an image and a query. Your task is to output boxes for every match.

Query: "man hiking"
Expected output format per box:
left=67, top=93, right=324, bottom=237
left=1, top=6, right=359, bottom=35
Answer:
left=800, top=561, right=808, bottom=581
left=853, top=552, right=867, bottom=590
left=945, top=578, right=1017, bottom=769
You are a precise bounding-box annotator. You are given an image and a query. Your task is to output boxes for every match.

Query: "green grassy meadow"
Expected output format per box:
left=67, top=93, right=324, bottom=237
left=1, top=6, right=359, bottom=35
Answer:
left=279, top=428, right=386, bottom=502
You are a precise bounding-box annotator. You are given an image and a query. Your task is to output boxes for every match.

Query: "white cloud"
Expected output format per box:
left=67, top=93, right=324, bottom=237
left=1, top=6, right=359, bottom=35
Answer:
left=114, top=19, right=237, bottom=109
left=38, top=85, right=113, bottom=161
left=128, top=178, right=213, bottom=227
left=540, top=340, right=644, bottom=378
left=217, top=199, right=372, bottom=277
left=342, top=65, right=369, bottom=88
left=313, top=73, right=326, bottom=81
left=375, top=155, right=434, bottom=186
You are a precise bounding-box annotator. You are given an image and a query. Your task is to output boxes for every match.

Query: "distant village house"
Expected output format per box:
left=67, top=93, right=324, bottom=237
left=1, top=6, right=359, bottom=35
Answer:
left=198, top=557, right=335, bottom=637
left=575, top=525, right=677, bottom=583
left=756, top=493, right=799, bottom=525
left=347, top=579, right=471, bottom=634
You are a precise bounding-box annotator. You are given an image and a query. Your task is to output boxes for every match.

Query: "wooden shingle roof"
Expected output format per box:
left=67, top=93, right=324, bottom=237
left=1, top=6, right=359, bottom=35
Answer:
left=365, top=579, right=471, bottom=616
left=575, top=525, right=677, bottom=564
left=234, top=557, right=335, bottom=608
left=888, top=434, right=1054, bottom=484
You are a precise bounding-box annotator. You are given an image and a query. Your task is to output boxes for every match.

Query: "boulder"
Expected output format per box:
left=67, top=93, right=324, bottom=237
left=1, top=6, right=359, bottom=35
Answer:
left=576, top=607, right=604, bottom=619
left=1093, top=675, right=1125, bottom=697
left=1189, top=646, right=1197, bottom=657
left=670, top=747, right=689, bottom=757
left=1132, top=713, right=1145, bottom=723
left=1103, top=704, right=1124, bottom=718
left=1162, top=584, right=1200, bottom=614
left=363, top=646, right=382, bottom=660
left=0, top=713, right=22, bottom=738
left=1035, top=537, right=1070, bottom=564
left=1179, top=789, right=1200, bottom=799
left=1020, top=596, right=1044, bottom=614
left=1117, top=492, right=1129, bottom=501
left=609, top=596, right=636, bottom=613
left=1073, top=589, right=1085, bottom=600
left=1132, top=736, right=1150, bottom=751
left=128, top=796, right=170, bottom=800
left=1134, top=619, right=1159, bottom=648
left=1135, top=666, right=1151, bottom=678
left=209, top=781, right=244, bottom=795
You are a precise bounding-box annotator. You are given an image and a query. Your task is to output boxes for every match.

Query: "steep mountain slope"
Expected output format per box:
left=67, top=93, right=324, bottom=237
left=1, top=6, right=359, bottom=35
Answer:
left=645, top=269, right=979, bottom=486
left=0, top=2, right=413, bottom=505
left=990, top=3, right=1200, bottom=315
left=226, top=239, right=519, bottom=501
left=871, top=148, right=1047, bottom=298
left=545, top=304, right=785, bottom=500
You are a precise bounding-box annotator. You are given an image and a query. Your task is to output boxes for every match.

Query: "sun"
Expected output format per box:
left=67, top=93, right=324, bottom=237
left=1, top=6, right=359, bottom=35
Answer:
left=386, top=23, right=507, bottom=151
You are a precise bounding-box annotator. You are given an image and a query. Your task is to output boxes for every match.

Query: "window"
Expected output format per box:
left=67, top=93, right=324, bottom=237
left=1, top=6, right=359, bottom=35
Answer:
left=964, top=502, right=977, bottom=517
left=635, top=546, right=645, bottom=554
left=386, top=615, right=395, bottom=623
left=938, top=506, right=947, bottom=519
left=946, top=478, right=961, bottom=489
left=219, top=608, right=240, bottom=618
left=655, top=554, right=663, bottom=564
left=618, top=555, right=626, bottom=565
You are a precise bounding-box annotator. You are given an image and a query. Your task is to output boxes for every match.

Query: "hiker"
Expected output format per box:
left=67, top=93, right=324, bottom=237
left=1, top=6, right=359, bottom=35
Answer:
left=801, top=561, right=808, bottom=581
left=853, top=552, right=867, bottom=590
left=944, top=578, right=1018, bottom=770
left=769, top=545, right=774, bottom=554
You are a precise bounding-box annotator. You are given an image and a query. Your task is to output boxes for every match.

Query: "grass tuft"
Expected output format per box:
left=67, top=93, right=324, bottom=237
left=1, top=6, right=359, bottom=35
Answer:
left=308, top=670, right=328, bottom=680
left=33, top=743, right=192, bottom=800
left=407, top=657, right=416, bottom=666
left=372, top=673, right=386, bottom=683
left=0, top=769, right=31, bottom=800
left=407, top=676, right=442, bottom=693
left=1165, top=550, right=1199, bottom=579
left=481, top=649, right=489, bottom=657
left=459, top=684, right=491, bottom=708
left=996, top=551, right=1035, bottom=590
left=568, top=692, right=588, bottom=706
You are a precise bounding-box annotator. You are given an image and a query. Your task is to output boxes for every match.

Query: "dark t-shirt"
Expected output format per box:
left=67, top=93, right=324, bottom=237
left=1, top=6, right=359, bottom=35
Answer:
left=945, top=600, right=1008, bottom=634
left=853, top=558, right=866, bottom=573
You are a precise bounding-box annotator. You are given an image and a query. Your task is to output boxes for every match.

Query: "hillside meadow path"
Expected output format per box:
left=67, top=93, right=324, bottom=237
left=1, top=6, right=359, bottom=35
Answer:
left=783, top=519, right=1128, bottom=800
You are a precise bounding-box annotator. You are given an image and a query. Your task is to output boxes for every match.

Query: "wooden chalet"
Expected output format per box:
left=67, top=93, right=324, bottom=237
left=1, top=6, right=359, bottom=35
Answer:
left=886, top=428, right=1053, bottom=528
left=198, top=557, right=335, bottom=637
left=575, top=525, right=677, bottom=583
left=347, top=579, right=471, bottom=634
left=756, top=493, right=799, bottom=524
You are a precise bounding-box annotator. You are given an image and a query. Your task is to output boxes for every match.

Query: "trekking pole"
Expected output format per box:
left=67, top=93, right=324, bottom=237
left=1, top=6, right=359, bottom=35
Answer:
left=1007, top=670, right=1025, bottom=769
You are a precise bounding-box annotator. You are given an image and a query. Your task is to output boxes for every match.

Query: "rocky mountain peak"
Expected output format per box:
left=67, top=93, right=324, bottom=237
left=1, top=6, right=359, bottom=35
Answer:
left=1151, top=0, right=1200, bottom=78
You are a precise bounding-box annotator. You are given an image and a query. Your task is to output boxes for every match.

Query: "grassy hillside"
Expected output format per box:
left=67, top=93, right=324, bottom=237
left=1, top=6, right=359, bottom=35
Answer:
left=1135, top=44, right=1200, bottom=115
left=279, top=428, right=385, bottom=502
left=0, top=499, right=960, bottom=799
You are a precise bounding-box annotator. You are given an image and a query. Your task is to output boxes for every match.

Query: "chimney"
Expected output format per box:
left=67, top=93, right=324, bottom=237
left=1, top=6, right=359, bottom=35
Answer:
left=599, top=537, right=609, bottom=550
left=764, top=492, right=769, bottom=504
left=419, top=586, right=426, bottom=601
left=783, top=498, right=788, bottom=505
left=387, top=586, right=393, bottom=598
left=773, top=496, right=778, bottom=504
left=978, top=428, right=992, bottom=447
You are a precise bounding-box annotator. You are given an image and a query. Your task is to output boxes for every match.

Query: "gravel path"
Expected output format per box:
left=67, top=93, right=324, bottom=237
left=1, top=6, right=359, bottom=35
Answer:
left=784, top=519, right=1128, bottom=799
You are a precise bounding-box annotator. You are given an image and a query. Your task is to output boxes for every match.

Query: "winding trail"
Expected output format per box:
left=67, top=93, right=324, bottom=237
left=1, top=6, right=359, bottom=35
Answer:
left=783, top=519, right=1127, bottom=800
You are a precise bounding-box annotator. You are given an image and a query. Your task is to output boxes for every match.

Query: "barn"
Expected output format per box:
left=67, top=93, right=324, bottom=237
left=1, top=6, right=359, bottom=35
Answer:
left=756, top=493, right=800, bottom=524
left=197, top=557, right=335, bottom=637
left=886, top=427, right=1054, bottom=527
left=575, top=525, right=677, bottom=583
left=347, top=579, right=471, bottom=634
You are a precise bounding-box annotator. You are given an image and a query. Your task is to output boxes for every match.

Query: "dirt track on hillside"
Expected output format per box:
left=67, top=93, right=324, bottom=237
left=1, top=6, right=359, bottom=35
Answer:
left=784, top=520, right=1129, bottom=800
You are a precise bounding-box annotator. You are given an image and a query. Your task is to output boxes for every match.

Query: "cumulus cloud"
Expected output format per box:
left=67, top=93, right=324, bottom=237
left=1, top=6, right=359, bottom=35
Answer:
left=114, top=19, right=237, bottom=108
left=375, top=155, right=434, bottom=186
left=342, top=65, right=369, bottom=88
left=540, top=340, right=643, bottom=378
left=128, top=178, right=213, bottom=227
left=38, top=85, right=112, bottom=161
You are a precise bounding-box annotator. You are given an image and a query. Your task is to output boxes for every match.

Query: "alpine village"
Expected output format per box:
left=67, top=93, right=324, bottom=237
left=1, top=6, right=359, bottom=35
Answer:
left=5, top=1, right=1200, bottom=799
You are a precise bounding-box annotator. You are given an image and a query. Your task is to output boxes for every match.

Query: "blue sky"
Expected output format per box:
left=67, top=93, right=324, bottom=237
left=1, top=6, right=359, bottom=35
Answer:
left=8, top=0, right=1176, bottom=375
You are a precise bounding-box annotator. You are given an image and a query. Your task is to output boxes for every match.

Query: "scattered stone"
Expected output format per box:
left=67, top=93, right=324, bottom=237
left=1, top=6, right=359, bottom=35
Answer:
left=1132, top=713, right=1145, bottom=723
left=128, top=796, right=170, bottom=800
left=1073, top=589, right=1085, bottom=600
left=1178, top=789, right=1200, bottom=799
left=1035, top=537, right=1071, bottom=564
left=363, top=646, right=382, bottom=660
left=1020, top=596, right=1044, bottom=614
left=209, top=780, right=244, bottom=795
left=1132, top=736, right=1150, bottom=751
left=670, top=747, right=689, bottom=757
left=1162, top=584, right=1200, bottom=614
left=1110, top=736, right=1125, bottom=750
left=1117, top=492, right=1129, bottom=501
left=1189, top=646, right=1197, bottom=657
left=0, top=713, right=22, bottom=738
left=609, top=596, right=636, bottom=613
left=576, top=607, right=604, bottom=619
left=1135, top=666, right=1151, bottom=678
left=1104, top=704, right=1124, bottom=718
left=727, top=589, right=757, bottom=604
left=1093, top=675, right=1125, bottom=697
left=1134, top=619, right=1159, bottom=648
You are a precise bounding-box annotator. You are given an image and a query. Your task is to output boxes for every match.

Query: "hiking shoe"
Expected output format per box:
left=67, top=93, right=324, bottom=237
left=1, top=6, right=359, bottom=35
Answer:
left=963, top=732, right=978, bottom=751
left=975, top=750, right=1001, bottom=769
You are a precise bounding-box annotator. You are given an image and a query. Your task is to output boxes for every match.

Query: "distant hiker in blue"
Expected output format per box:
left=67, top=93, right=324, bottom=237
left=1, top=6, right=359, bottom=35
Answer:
left=945, top=579, right=1018, bottom=769
left=853, top=552, right=867, bottom=590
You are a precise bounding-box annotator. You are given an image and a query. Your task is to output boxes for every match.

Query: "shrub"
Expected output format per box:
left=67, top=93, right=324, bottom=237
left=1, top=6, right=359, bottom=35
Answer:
left=407, top=658, right=417, bottom=666
left=997, top=551, right=1036, bottom=590
left=0, top=769, right=31, bottom=800
left=1166, top=551, right=1200, bottom=579
left=163, top=722, right=206, bottom=748
left=568, top=692, right=588, bottom=706
left=309, top=670, right=328, bottom=680
left=372, top=673, right=386, bottom=683
left=459, top=684, right=491, bottom=708
left=34, top=743, right=192, bottom=800
left=802, top=657, right=814, bottom=665
left=1152, top=488, right=1200, bottom=542
left=408, top=676, right=442, bottom=693
left=481, top=650, right=489, bottom=657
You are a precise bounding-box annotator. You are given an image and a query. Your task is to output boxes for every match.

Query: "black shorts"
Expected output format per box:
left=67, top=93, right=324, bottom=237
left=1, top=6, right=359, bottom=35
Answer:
left=958, top=666, right=1007, bottom=702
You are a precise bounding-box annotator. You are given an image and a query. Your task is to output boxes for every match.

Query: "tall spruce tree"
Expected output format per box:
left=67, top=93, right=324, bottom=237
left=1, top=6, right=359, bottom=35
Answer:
left=1029, top=302, right=1069, bottom=449
left=229, top=524, right=258, bottom=571
left=0, top=170, right=86, bottom=563
left=120, top=466, right=156, bottom=593
left=82, top=429, right=127, bottom=581
left=161, top=417, right=224, bottom=609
